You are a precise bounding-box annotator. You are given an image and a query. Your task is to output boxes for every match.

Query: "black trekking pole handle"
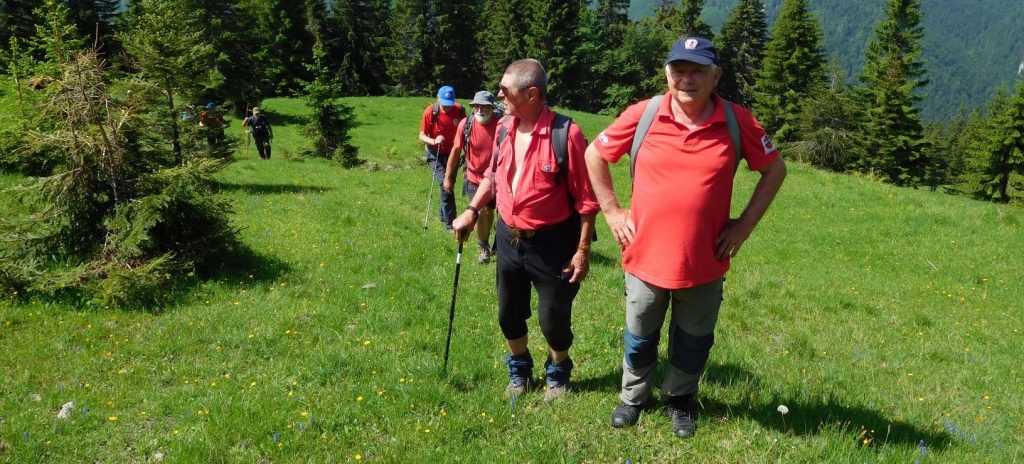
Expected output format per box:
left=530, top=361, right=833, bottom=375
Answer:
left=442, top=240, right=464, bottom=374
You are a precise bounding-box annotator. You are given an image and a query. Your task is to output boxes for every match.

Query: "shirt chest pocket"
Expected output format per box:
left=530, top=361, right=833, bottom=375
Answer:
left=532, top=156, right=561, bottom=192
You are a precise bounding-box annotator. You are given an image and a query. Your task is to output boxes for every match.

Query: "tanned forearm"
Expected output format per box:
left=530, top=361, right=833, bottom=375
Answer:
left=738, top=157, right=787, bottom=229
left=584, top=143, right=622, bottom=213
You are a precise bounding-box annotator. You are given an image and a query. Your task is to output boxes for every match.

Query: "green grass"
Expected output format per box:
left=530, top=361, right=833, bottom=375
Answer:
left=1, top=94, right=1022, bottom=462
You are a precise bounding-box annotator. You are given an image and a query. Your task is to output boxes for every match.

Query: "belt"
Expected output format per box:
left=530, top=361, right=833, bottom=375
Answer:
left=507, top=227, right=538, bottom=241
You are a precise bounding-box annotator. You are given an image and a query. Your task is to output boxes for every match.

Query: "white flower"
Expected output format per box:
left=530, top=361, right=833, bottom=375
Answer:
left=777, top=405, right=789, bottom=415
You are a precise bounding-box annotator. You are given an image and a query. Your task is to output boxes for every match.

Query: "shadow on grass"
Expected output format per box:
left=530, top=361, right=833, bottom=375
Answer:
left=214, top=181, right=332, bottom=195
left=700, top=362, right=951, bottom=450
left=573, top=367, right=623, bottom=394
left=197, top=242, right=291, bottom=283
left=6, top=242, right=290, bottom=314
left=589, top=250, right=619, bottom=268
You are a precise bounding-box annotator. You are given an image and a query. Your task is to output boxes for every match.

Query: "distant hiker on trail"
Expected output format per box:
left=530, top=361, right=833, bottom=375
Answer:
left=451, top=60, right=599, bottom=402
left=419, top=85, right=467, bottom=232
left=444, top=90, right=501, bottom=264
left=242, top=106, right=273, bottom=160
left=199, top=102, right=225, bottom=147
left=585, top=36, right=787, bottom=439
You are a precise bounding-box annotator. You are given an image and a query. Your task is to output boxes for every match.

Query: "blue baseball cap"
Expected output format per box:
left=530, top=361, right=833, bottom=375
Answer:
left=205, top=102, right=216, bottom=110
left=664, top=36, right=718, bottom=66
left=437, top=85, right=456, bottom=106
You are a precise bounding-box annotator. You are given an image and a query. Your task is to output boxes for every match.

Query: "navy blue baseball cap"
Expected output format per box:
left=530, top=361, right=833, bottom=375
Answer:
left=664, top=36, right=718, bottom=66
left=437, top=85, right=456, bottom=106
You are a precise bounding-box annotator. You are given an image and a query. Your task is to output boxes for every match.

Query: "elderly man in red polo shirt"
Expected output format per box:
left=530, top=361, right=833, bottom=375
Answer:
left=452, top=59, right=599, bottom=402
left=585, top=36, right=786, bottom=438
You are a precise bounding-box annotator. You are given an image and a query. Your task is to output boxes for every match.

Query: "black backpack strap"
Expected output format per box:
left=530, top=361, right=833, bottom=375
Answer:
left=551, top=113, right=572, bottom=176
left=551, top=112, right=596, bottom=241
left=463, top=116, right=474, bottom=156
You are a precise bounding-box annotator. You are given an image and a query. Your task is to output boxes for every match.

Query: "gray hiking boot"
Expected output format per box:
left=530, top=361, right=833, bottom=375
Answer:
left=542, top=357, right=573, bottom=403
left=504, top=351, right=533, bottom=397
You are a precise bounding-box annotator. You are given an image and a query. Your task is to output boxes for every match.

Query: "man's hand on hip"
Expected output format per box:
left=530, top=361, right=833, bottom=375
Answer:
left=716, top=218, right=754, bottom=260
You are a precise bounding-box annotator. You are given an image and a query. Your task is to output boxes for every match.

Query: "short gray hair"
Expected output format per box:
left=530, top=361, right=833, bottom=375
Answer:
left=504, top=59, right=547, bottom=100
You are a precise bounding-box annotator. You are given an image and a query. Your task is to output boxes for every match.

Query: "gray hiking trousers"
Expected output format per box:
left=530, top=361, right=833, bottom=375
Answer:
left=619, top=272, right=723, bottom=405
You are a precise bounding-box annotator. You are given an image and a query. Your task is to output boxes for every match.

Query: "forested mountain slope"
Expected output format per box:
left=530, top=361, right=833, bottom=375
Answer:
left=631, top=0, right=1024, bottom=122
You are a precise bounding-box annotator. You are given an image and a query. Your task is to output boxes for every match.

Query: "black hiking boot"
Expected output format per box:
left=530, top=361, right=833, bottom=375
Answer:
left=611, top=401, right=651, bottom=428
left=664, top=394, right=698, bottom=438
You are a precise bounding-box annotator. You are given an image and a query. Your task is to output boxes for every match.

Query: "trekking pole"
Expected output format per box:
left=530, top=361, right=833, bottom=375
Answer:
left=422, top=144, right=434, bottom=230
left=442, top=240, right=464, bottom=374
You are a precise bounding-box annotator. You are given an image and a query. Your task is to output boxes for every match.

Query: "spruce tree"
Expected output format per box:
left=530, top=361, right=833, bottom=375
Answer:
left=303, top=38, right=361, bottom=167
left=384, top=0, right=431, bottom=94
left=327, top=0, right=390, bottom=95
left=600, top=19, right=668, bottom=114
left=716, top=0, right=767, bottom=107
left=0, top=49, right=237, bottom=306
left=948, top=106, right=990, bottom=196
left=188, top=0, right=263, bottom=113
left=921, top=122, right=951, bottom=190
left=789, top=66, right=867, bottom=172
left=64, top=0, right=119, bottom=48
left=571, top=0, right=632, bottom=112
left=119, top=0, right=216, bottom=163
left=595, top=0, right=630, bottom=28
left=975, top=79, right=1024, bottom=202
left=935, top=110, right=969, bottom=187
left=430, top=0, right=482, bottom=94
left=477, top=0, right=532, bottom=91
left=525, top=0, right=587, bottom=106
left=1, top=37, right=34, bottom=126
left=32, top=0, right=86, bottom=75
left=267, top=0, right=314, bottom=95
left=679, top=0, right=714, bottom=39
left=858, top=0, right=930, bottom=187
left=0, top=0, right=40, bottom=46
left=751, top=0, right=826, bottom=142
left=652, top=0, right=684, bottom=33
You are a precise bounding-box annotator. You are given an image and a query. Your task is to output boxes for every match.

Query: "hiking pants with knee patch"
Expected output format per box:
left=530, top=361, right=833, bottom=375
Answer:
left=619, top=272, right=723, bottom=405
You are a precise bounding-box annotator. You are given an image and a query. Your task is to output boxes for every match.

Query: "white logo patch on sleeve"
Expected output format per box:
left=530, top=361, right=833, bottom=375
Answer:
left=598, top=131, right=609, bottom=146
left=761, top=134, right=777, bottom=154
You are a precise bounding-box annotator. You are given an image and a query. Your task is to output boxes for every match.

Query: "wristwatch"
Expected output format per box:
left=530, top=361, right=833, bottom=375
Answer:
left=466, top=205, right=479, bottom=219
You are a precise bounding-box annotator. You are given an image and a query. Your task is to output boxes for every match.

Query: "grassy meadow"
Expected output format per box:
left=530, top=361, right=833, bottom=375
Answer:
left=1, top=92, right=1022, bottom=463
